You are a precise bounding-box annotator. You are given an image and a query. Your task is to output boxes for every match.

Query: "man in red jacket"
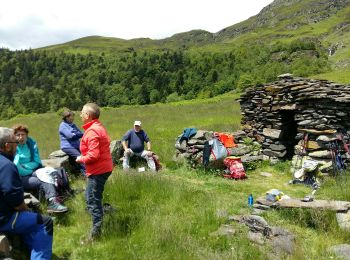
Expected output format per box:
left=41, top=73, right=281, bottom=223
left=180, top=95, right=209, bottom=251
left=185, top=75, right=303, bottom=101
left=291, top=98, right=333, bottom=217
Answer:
left=76, top=103, right=113, bottom=241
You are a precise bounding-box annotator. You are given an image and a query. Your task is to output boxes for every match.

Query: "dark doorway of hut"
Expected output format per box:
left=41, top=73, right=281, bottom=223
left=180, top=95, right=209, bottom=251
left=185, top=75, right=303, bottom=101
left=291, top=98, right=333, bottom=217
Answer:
left=280, top=110, right=298, bottom=159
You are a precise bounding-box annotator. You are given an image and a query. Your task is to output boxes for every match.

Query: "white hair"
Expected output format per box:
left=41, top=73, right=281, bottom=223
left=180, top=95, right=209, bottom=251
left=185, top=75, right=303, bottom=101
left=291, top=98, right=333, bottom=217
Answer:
left=0, top=127, right=14, bottom=149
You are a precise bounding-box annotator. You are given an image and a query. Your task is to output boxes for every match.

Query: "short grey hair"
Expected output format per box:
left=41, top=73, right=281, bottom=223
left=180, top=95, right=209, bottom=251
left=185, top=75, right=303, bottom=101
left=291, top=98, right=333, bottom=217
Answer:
left=83, top=103, right=100, bottom=119
left=0, top=127, right=14, bottom=149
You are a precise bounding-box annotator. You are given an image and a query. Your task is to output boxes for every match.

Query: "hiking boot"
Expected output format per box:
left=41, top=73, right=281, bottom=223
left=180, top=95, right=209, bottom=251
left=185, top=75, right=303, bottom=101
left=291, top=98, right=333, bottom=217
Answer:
left=47, top=198, right=68, bottom=213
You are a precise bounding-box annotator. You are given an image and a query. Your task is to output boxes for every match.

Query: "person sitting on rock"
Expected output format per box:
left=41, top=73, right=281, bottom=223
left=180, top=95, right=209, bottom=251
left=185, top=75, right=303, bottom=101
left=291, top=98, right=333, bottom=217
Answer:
left=0, top=127, right=53, bottom=259
left=122, top=121, right=156, bottom=172
left=12, top=124, right=68, bottom=213
left=59, top=108, right=86, bottom=176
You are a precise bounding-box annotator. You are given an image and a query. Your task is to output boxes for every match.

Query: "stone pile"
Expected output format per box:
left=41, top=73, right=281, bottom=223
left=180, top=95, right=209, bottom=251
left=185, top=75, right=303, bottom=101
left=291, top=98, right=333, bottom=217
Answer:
left=240, top=73, right=350, bottom=171
left=173, top=129, right=264, bottom=167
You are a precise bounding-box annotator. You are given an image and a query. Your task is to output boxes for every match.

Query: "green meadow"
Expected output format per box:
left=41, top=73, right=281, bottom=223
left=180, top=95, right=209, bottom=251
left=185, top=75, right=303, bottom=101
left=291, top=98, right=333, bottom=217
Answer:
left=1, top=94, right=350, bottom=259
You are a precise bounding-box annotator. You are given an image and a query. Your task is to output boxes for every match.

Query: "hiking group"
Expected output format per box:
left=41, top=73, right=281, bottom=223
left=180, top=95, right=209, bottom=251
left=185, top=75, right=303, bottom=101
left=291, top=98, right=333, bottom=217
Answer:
left=0, top=102, right=156, bottom=259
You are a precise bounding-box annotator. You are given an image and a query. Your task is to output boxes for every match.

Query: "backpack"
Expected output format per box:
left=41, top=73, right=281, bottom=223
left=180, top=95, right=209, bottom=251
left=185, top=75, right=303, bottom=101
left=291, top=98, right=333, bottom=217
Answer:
left=210, top=138, right=229, bottom=160
left=223, top=156, right=246, bottom=179
left=35, top=167, right=72, bottom=197
left=214, top=132, right=237, bottom=148
left=151, top=153, right=162, bottom=171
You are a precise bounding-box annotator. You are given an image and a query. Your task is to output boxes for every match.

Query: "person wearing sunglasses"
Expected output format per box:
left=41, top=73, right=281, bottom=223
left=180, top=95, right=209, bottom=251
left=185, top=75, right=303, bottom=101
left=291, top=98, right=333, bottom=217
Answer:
left=0, top=127, right=53, bottom=259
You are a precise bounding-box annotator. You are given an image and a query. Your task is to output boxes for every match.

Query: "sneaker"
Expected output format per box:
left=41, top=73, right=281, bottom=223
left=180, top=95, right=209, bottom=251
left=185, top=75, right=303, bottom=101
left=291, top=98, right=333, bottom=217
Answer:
left=47, top=198, right=68, bottom=213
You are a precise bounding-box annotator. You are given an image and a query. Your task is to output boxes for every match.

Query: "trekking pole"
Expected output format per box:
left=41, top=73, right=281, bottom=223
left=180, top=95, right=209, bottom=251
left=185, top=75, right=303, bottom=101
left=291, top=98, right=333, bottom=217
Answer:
left=330, top=142, right=338, bottom=176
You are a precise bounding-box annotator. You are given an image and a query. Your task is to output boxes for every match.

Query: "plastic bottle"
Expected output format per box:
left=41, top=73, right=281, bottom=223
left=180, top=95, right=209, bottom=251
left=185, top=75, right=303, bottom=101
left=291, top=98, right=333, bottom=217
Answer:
left=248, top=194, right=254, bottom=207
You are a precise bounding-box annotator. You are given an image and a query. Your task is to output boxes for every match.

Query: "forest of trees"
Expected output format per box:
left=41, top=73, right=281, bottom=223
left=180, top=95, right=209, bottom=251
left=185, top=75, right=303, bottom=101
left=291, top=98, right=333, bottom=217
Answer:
left=0, top=38, right=329, bottom=119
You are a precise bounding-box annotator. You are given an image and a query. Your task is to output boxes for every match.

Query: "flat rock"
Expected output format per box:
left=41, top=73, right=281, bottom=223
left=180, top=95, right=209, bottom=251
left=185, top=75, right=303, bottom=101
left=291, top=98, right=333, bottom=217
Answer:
left=308, top=150, right=332, bottom=159
left=260, top=172, right=272, bottom=177
left=48, top=150, right=67, bottom=158
left=297, top=140, right=321, bottom=150
left=269, top=144, right=286, bottom=151
left=329, top=244, right=350, bottom=260
left=263, top=128, right=281, bottom=139
left=263, top=149, right=286, bottom=158
left=336, top=211, right=350, bottom=231
left=298, top=128, right=337, bottom=135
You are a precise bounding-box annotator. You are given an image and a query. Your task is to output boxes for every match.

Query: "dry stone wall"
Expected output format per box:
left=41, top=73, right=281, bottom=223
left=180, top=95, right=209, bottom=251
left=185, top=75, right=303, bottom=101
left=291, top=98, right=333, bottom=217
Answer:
left=240, top=74, right=350, bottom=170
left=173, top=130, right=264, bottom=167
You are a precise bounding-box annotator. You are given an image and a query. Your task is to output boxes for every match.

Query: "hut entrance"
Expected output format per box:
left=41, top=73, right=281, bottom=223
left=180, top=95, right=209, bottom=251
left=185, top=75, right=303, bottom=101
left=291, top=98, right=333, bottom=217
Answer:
left=280, top=110, right=298, bottom=159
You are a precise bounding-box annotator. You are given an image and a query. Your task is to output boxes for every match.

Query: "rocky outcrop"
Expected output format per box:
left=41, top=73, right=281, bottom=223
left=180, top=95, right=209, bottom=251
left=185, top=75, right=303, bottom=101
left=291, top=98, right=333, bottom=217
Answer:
left=240, top=74, right=350, bottom=172
left=229, top=215, right=295, bottom=258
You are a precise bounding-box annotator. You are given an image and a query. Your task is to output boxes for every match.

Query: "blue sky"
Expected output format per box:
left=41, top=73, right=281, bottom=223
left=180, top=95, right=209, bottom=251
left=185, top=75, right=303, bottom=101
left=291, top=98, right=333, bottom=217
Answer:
left=0, top=0, right=274, bottom=50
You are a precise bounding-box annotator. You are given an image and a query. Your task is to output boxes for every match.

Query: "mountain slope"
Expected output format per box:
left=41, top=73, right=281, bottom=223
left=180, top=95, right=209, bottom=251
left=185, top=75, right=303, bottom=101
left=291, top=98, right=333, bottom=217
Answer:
left=40, top=0, right=350, bottom=80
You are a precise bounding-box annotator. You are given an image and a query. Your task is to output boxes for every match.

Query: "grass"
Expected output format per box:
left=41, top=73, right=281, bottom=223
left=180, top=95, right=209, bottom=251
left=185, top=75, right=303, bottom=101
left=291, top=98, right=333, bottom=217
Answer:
left=1, top=94, right=350, bottom=259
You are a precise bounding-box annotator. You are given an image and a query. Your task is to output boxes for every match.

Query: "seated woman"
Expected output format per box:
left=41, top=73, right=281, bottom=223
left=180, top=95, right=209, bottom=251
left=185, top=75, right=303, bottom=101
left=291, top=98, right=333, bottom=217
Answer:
left=59, top=109, right=86, bottom=176
left=13, top=124, right=68, bottom=213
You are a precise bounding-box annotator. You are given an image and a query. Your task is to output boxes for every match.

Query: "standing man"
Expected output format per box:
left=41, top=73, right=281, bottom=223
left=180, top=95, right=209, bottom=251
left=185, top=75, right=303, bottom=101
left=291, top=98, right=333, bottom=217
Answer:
left=0, top=127, right=53, bottom=259
left=76, top=103, right=113, bottom=241
left=122, top=121, right=156, bottom=171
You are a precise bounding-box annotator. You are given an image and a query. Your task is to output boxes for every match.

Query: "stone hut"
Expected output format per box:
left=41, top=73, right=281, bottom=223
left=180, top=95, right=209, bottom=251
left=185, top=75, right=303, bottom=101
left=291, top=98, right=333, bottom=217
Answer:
left=239, top=74, right=350, bottom=167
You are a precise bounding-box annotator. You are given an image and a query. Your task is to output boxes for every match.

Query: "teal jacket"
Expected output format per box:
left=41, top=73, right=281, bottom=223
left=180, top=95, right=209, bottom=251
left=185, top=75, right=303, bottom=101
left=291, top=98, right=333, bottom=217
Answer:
left=13, top=137, right=43, bottom=176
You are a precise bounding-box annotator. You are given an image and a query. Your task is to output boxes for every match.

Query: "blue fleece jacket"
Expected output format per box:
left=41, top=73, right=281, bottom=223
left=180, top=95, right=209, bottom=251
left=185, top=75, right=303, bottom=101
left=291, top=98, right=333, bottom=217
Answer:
left=0, top=152, right=24, bottom=226
left=59, top=121, right=83, bottom=150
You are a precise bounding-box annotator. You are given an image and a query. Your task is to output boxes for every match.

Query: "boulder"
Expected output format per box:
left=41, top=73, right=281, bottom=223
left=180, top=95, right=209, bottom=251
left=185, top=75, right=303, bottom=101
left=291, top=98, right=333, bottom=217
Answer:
left=336, top=211, right=350, bottom=231
left=48, top=150, right=67, bottom=159
left=247, top=231, right=265, bottom=245
left=45, top=150, right=78, bottom=174
left=269, top=227, right=295, bottom=256
left=41, top=157, right=76, bottom=174
left=110, top=140, right=124, bottom=164
left=329, top=244, right=350, bottom=260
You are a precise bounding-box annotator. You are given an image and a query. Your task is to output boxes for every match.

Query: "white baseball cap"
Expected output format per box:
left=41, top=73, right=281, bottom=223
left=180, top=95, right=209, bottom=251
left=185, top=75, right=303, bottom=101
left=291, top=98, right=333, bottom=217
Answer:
left=134, top=120, right=142, bottom=126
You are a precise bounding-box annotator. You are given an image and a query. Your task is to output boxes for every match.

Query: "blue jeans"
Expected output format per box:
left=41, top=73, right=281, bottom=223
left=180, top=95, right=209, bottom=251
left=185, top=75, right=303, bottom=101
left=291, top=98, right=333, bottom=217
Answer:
left=20, top=174, right=56, bottom=200
left=85, top=172, right=111, bottom=235
left=0, top=211, right=53, bottom=260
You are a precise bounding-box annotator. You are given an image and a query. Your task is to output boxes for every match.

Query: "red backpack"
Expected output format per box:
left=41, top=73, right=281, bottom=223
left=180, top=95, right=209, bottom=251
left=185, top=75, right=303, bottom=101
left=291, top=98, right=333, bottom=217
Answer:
left=223, top=156, right=246, bottom=179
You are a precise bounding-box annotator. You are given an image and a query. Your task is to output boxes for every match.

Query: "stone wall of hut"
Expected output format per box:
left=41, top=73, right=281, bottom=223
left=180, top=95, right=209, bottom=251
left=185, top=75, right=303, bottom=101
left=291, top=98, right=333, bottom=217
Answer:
left=240, top=74, right=350, bottom=170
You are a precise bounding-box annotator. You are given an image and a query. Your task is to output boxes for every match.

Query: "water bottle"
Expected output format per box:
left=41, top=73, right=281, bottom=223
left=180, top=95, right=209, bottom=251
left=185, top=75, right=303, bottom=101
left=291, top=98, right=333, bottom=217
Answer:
left=248, top=194, right=254, bottom=207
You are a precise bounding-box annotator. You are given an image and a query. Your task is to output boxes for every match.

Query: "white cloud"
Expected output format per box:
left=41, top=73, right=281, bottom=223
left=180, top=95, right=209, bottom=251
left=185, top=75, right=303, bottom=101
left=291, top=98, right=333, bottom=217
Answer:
left=0, top=0, right=274, bottom=50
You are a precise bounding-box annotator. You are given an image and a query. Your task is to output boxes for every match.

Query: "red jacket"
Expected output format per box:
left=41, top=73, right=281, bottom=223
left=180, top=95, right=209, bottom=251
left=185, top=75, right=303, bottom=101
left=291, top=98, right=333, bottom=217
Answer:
left=80, top=119, right=113, bottom=176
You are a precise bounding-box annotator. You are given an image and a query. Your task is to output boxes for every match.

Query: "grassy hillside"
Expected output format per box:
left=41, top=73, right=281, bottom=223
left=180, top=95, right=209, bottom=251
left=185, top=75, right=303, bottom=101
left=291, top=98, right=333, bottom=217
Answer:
left=1, top=95, right=350, bottom=259
left=0, top=93, right=241, bottom=163
left=39, top=0, right=350, bottom=84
